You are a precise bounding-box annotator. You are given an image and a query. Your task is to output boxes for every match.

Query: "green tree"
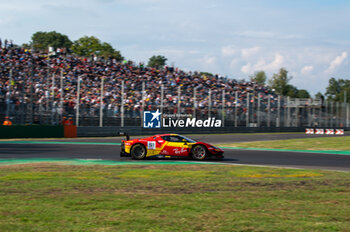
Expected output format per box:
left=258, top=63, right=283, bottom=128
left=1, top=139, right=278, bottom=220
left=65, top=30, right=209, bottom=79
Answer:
left=325, top=78, right=350, bottom=102
left=268, top=68, right=310, bottom=98
left=31, top=31, right=72, bottom=51
left=147, top=55, right=167, bottom=69
left=315, top=92, right=324, bottom=99
left=71, top=36, right=123, bottom=61
left=250, top=71, right=267, bottom=85
left=296, top=89, right=310, bottom=98
left=200, top=72, right=214, bottom=77
left=286, top=85, right=298, bottom=98
left=268, top=68, right=292, bottom=96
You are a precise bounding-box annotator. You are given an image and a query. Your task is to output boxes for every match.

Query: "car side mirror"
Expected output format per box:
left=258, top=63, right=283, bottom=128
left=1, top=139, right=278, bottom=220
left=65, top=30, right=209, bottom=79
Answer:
left=182, top=139, right=187, bottom=145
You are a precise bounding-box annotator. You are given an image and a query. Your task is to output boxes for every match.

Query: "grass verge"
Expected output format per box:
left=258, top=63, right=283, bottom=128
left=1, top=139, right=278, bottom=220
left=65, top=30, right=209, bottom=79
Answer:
left=0, top=164, right=349, bottom=231
left=218, top=136, right=350, bottom=151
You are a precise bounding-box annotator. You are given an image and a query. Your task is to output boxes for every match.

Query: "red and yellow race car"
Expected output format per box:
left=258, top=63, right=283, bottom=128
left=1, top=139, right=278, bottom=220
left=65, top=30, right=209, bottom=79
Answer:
left=120, top=134, right=224, bottom=160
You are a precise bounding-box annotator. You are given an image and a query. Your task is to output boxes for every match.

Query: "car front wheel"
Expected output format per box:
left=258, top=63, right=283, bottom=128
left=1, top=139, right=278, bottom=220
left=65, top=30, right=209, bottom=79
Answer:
left=191, top=145, right=207, bottom=160
left=131, top=144, right=147, bottom=160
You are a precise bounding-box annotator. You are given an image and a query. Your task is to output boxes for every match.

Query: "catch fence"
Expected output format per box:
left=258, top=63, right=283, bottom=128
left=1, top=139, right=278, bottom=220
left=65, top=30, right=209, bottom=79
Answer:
left=1, top=71, right=349, bottom=128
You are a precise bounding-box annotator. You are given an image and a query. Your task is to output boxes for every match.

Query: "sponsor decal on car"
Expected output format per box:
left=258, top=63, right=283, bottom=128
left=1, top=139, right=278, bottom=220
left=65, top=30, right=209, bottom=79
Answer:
left=147, top=141, right=156, bottom=150
left=173, top=147, right=187, bottom=155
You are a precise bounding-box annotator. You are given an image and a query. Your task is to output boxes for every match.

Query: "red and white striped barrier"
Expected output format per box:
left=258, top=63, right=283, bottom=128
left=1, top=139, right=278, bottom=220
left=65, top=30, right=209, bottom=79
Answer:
left=335, top=129, right=344, bottom=135
left=325, top=129, right=334, bottom=135
left=306, top=128, right=345, bottom=135
left=305, top=128, right=314, bottom=134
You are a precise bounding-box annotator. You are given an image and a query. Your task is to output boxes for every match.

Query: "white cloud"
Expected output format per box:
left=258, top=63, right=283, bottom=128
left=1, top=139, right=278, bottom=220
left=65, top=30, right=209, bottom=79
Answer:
left=241, top=46, right=261, bottom=59
left=326, top=52, right=348, bottom=73
left=241, top=54, right=284, bottom=74
left=221, top=46, right=236, bottom=57
left=301, top=65, right=313, bottom=75
left=188, top=50, right=200, bottom=54
left=202, top=56, right=217, bottom=65
left=230, top=58, right=239, bottom=68
left=151, top=48, right=186, bottom=57
left=238, top=31, right=275, bottom=39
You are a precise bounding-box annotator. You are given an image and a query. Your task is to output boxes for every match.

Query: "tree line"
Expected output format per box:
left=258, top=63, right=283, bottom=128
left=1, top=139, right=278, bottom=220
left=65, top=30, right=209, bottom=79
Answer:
left=24, top=31, right=168, bottom=68
left=250, top=69, right=349, bottom=102
left=24, top=31, right=124, bottom=61
left=250, top=69, right=310, bottom=99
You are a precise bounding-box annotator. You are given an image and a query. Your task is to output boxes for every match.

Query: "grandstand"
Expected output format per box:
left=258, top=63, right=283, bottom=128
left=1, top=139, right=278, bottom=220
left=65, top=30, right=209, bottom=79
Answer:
left=0, top=42, right=349, bottom=128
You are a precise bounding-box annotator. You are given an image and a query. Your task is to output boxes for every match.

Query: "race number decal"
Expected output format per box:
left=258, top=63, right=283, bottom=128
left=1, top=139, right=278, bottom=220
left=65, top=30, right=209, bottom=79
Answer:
left=147, top=141, right=156, bottom=150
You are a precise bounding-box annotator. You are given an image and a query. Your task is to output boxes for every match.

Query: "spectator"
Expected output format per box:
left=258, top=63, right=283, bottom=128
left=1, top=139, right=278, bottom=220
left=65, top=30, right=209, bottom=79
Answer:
left=2, top=116, right=12, bottom=126
left=0, top=41, right=277, bottom=125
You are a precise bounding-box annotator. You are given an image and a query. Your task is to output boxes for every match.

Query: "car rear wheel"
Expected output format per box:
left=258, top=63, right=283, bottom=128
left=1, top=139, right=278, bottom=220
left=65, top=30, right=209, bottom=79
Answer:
left=191, top=145, right=207, bottom=160
left=131, top=144, right=147, bottom=160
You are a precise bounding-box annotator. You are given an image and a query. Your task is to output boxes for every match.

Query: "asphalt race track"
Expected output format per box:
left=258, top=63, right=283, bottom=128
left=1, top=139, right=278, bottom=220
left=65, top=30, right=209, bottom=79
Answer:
left=0, top=133, right=350, bottom=171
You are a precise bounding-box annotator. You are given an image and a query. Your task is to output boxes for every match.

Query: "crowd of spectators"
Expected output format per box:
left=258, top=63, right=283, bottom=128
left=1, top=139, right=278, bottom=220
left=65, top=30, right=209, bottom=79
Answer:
left=0, top=40, right=280, bottom=125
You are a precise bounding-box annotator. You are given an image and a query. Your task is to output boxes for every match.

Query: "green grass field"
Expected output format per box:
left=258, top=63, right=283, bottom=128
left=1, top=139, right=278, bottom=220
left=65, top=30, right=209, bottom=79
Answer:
left=218, top=136, right=350, bottom=151
left=0, top=164, right=350, bottom=232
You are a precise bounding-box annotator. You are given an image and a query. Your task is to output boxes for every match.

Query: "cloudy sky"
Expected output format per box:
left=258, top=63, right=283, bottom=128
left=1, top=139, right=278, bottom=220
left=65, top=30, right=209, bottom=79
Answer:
left=1, top=0, right=349, bottom=94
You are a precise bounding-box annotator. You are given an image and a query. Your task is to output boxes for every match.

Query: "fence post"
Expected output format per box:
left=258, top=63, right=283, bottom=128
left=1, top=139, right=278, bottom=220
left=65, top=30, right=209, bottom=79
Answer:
left=344, top=91, right=347, bottom=127
left=76, top=75, right=81, bottom=127
left=267, top=94, right=271, bottom=127
left=99, top=76, right=104, bottom=127
left=295, top=98, right=299, bottom=127
left=235, top=91, right=238, bottom=127
left=51, top=73, right=55, bottom=125
left=277, top=95, right=281, bottom=127
left=177, top=85, right=181, bottom=116
left=208, top=89, right=212, bottom=118
left=30, top=64, right=34, bottom=125
left=141, top=81, right=145, bottom=127
left=257, top=93, right=261, bottom=127
left=6, top=69, right=12, bottom=117
left=60, top=69, right=64, bottom=121
left=336, top=102, right=340, bottom=127
left=161, top=84, right=164, bottom=115
left=222, top=89, right=225, bottom=127
left=121, top=80, right=124, bottom=128
left=323, top=101, right=328, bottom=127
left=347, top=103, right=349, bottom=128
left=193, top=87, right=196, bottom=118
left=307, top=99, right=312, bottom=127
left=319, top=101, right=322, bottom=127
left=330, top=101, right=334, bottom=127
left=287, top=96, right=291, bottom=127
left=246, top=92, right=249, bottom=127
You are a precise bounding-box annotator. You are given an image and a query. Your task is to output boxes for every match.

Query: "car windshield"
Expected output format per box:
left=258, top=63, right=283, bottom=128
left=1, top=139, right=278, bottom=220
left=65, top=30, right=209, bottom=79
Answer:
left=179, top=135, right=197, bottom=143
